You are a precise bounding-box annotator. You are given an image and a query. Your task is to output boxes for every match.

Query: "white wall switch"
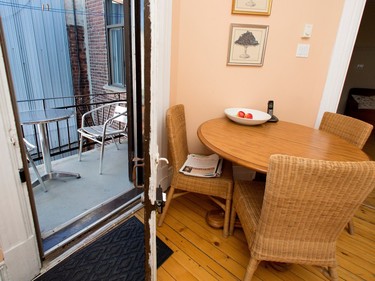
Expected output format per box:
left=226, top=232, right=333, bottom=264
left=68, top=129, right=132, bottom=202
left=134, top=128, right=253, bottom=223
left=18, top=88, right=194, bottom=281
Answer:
left=296, top=44, right=310, bottom=58
left=302, top=24, right=313, bottom=38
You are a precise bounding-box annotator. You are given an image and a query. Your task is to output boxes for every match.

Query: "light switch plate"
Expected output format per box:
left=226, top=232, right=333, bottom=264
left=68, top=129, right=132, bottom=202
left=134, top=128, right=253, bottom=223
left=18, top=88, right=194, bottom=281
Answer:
left=296, top=44, right=310, bottom=58
left=302, top=24, right=313, bottom=38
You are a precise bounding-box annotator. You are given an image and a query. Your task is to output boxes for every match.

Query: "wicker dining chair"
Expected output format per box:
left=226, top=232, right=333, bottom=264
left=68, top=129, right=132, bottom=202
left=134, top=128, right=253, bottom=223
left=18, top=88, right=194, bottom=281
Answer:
left=319, top=111, right=373, bottom=234
left=319, top=111, right=373, bottom=149
left=229, top=154, right=375, bottom=281
left=158, top=104, right=233, bottom=237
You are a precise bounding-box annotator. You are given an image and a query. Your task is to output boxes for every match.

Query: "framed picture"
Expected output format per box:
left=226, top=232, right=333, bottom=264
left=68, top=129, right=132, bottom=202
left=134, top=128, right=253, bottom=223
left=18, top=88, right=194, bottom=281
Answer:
left=232, top=0, right=272, bottom=16
left=227, top=24, right=269, bottom=66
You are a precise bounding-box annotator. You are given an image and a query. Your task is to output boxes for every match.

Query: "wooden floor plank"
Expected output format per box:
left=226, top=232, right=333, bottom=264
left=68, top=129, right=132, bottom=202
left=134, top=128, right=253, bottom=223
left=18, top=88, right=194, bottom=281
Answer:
left=336, top=251, right=374, bottom=281
left=354, top=205, right=375, bottom=225
left=337, top=232, right=375, bottom=261
left=158, top=220, right=240, bottom=280
left=169, top=197, right=250, bottom=262
left=134, top=192, right=374, bottom=281
left=157, top=266, right=175, bottom=281
left=159, top=255, right=199, bottom=281
left=349, top=219, right=375, bottom=242
left=336, top=239, right=375, bottom=267
left=157, top=231, right=219, bottom=281
left=288, top=264, right=326, bottom=281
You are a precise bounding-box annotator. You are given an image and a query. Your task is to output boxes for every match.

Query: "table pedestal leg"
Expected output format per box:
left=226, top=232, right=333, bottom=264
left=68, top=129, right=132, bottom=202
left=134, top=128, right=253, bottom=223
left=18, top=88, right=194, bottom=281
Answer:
left=206, top=209, right=242, bottom=229
left=38, top=123, right=52, bottom=174
left=32, top=123, right=80, bottom=187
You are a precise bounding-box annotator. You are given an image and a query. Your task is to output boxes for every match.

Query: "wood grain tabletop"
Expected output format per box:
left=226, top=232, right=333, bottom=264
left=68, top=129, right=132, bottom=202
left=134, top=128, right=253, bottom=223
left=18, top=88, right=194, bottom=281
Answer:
left=198, top=118, right=370, bottom=173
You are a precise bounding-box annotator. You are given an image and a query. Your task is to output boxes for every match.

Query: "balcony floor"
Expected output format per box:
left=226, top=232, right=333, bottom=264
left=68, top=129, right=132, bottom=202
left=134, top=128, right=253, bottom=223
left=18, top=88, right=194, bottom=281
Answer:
left=29, top=142, right=134, bottom=241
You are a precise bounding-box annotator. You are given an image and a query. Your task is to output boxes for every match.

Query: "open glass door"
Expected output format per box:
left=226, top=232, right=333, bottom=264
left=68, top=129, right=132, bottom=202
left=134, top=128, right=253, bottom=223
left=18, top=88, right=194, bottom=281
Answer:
left=1, top=0, right=169, bottom=277
left=0, top=0, right=145, bottom=257
left=125, top=0, right=158, bottom=277
left=125, top=0, right=144, bottom=187
left=123, top=0, right=161, bottom=278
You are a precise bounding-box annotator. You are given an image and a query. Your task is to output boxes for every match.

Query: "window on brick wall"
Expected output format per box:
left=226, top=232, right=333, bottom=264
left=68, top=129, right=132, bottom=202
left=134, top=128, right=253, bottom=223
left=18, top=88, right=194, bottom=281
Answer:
left=106, top=0, right=125, bottom=87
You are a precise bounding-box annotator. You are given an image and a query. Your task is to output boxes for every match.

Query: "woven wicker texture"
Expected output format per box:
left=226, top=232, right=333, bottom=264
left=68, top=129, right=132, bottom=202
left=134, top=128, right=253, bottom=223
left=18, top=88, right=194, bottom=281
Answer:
left=158, top=104, right=233, bottom=237
left=230, top=154, right=375, bottom=281
left=319, top=112, right=373, bottom=149
left=319, top=111, right=373, bottom=235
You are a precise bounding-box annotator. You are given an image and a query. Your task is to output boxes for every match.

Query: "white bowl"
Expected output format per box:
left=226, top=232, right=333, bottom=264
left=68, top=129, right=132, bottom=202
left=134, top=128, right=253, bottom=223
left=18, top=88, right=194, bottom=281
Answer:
left=224, top=108, right=271, bottom=125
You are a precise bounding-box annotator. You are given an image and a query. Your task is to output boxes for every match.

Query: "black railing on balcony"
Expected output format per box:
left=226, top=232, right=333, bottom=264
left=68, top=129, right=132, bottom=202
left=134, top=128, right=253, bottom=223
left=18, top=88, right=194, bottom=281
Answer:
left=18, top=92, right=126, bottom=163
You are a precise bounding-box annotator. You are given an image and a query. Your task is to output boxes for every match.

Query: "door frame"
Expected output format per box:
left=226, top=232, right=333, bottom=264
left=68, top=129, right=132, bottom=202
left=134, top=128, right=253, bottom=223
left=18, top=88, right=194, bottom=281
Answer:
left=315, top=0, right=366, bottom=127
left=144, top=0, right=172, bottom=280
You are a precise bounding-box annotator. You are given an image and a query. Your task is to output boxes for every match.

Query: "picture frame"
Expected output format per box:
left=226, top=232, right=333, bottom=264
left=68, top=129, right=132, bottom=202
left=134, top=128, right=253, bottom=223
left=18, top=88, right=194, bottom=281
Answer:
left=227, top=24, right=269, bottom=66
left=232, top=0, right=272, bottom=16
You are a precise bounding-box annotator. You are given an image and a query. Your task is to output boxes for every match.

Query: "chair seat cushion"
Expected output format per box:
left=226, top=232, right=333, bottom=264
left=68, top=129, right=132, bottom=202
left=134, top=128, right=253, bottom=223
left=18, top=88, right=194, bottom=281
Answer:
left=79, top=125, right=125, bottom=139
left=172, top=160, right=233, bottom=200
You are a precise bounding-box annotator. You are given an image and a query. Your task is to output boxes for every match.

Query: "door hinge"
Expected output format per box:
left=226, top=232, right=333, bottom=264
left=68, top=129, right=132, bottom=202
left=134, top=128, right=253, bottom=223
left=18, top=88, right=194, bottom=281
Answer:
left=19, top=168, right=26, bottom=183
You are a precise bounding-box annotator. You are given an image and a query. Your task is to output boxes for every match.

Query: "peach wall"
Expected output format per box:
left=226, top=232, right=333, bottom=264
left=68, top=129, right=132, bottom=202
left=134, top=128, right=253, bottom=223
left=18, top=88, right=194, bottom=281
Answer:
left=170, top=0, right=345, bottom=153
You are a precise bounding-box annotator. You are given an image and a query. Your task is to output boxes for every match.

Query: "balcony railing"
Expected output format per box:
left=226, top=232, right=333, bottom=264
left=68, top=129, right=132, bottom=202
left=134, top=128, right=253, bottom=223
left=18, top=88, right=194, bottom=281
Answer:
left=18, top=92, right=126, bottom=163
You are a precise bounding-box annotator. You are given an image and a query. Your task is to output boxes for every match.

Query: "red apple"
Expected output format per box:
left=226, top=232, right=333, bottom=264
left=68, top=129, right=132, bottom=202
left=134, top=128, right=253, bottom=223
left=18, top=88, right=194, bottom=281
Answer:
left=237, top=110, right=245, bottom=118
left=245, top=113, right=253, bottom=119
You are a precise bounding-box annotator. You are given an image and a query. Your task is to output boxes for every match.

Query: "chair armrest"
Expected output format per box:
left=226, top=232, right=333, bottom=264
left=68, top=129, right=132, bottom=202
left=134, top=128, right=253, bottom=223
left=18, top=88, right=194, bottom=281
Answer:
left=102, top=111, right=127, bottom=137
left=103, top=111, right=127, bottom=125
left=23, top=138, right=36, bottom=151
left=80, top=101, right=126, bottom=128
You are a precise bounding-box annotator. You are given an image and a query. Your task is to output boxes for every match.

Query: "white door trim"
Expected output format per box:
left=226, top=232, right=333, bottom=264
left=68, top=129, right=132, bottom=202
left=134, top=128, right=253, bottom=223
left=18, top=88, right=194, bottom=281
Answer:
left=315, top=0, right=366, bottom=128
left=148, top=0, right=172, bottom=280
left=0, top=41, right=40, bottom=281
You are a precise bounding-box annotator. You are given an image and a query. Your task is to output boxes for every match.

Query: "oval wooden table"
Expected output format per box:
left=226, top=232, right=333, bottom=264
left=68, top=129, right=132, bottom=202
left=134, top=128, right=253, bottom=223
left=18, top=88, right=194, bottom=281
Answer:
left=198, top=117, right=369, bottom=240
left=198, top=117, right=371, bottom=269
left=198, top=118, right=370, bottom=174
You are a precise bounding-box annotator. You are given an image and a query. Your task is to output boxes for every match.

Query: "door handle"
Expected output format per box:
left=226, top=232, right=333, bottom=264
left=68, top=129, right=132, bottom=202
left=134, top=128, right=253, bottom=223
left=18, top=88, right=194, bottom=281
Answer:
left=132, top=157, right=144, bottom=189
left=132, top=156, right=169, bottom=189
left=153, top=155, right=168, bottom=213
left=156, top=157, right=169, bottom=165
left=133, top=155, right=168, bottom=211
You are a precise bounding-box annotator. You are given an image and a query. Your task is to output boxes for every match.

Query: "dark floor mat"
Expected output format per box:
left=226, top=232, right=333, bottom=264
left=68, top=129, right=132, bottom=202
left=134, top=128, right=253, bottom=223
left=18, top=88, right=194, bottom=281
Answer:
left=35, top=217, right=173, bottom=281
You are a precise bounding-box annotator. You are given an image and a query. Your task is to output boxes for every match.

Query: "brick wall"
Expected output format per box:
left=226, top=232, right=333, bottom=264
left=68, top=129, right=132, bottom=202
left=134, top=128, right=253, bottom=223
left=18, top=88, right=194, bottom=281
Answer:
left=86, top=0, right=108, bottom=96
left=67, top=25, right=90, bottom=98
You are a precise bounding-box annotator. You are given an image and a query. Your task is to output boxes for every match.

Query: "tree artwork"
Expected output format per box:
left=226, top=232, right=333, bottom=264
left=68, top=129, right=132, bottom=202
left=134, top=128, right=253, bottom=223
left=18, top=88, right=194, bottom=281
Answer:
left=246, top=0, right=256, bottom=6
left=234, top=30, right=259, bottom=58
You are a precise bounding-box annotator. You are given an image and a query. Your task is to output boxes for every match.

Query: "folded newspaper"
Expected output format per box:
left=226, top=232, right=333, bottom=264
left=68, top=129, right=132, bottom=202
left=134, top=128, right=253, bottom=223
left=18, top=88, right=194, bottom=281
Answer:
left=179, top=153, right=223, bottom=177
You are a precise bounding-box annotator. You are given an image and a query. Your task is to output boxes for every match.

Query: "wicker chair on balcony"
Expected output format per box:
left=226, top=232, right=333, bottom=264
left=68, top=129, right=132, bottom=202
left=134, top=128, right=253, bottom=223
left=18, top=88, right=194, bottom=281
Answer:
left=77, top=101, right=127, bottom=174
left=158, top=104, right=234, bottom=237
left=229, top=154, right=375, bottom=281
left=319, top=111, right=373, bottom=234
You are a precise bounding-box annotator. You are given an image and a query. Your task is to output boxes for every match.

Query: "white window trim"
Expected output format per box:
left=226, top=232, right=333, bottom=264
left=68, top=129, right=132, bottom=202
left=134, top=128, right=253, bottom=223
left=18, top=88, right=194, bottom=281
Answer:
left=103, top=84, right=126, bottom=93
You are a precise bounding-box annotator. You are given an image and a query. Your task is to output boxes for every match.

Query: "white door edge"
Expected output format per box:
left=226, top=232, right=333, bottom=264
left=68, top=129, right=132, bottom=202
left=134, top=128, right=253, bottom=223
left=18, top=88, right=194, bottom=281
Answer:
left=316, top=0, right=366, bottom=127
left=148, top=0, right=172, bottom=279
left=0, top=40, right=40, bottom=281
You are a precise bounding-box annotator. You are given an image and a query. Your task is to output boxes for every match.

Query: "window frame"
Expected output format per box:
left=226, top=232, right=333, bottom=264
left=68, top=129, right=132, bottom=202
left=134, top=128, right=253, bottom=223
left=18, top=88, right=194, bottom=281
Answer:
left=105, top=0, right=125, bottom=88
